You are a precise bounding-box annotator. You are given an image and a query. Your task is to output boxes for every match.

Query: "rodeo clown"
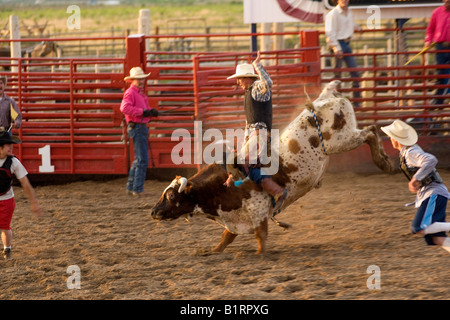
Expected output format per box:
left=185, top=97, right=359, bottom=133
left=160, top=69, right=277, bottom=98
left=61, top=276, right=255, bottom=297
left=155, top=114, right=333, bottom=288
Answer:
left=224, top=51, right=287, bottom=216
left=0, top=130, right=41, bottom=259
left=381, top=120, right=450, bottom=247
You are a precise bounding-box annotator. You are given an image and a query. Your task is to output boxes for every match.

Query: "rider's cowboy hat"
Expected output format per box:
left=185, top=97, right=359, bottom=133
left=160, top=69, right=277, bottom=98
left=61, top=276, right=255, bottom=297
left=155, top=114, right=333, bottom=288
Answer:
left=381, top=119, right=418, bottom=146
left=227, top=63, right=258, bottom=80
left=0, top=75, right=7, bottom=85
left=124, top=67, right=151, bottom=81
left=0, top=130, right=21, bottom=145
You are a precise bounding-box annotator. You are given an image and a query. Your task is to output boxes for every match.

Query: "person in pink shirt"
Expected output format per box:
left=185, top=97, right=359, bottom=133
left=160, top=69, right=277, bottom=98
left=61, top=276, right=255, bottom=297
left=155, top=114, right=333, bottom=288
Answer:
left=425, top=0, right=450, bottom=105
left=120, top=67, right=159, bottom=196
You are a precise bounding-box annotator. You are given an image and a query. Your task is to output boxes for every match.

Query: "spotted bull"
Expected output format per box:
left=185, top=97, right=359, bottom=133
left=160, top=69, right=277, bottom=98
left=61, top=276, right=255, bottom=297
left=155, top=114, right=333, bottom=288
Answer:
left=151, top=81, right=393, bottom=254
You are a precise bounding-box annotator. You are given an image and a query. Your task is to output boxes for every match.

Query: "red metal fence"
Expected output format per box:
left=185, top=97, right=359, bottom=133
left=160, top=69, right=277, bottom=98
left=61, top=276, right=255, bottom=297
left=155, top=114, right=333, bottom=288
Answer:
left=4, top=54, right=127, bottom=174
left=321, top=45, right=450, bottom=135
left=0, top=29, right=448, bottom=175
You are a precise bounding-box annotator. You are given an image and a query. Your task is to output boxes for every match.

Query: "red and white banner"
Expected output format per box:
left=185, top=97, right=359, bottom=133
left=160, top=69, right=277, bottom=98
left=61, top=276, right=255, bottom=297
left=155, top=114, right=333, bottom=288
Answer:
left=276, top=0, right=325, bottom=23
left=243, top=0, right=440, bottom=24
left=244, top=0, right=325, bottom=24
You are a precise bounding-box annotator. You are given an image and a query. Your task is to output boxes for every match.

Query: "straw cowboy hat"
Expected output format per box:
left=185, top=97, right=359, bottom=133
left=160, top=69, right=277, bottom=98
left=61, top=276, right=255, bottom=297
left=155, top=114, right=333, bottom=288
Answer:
left=0, top=130, right=21, bottom=145
left=0, top=76, right=7, bottom=85
left=227, top=63, right=258, bottom=80
left=381, top=119, right=418, bottom=146
left=124, top=67, right=151, bottom=81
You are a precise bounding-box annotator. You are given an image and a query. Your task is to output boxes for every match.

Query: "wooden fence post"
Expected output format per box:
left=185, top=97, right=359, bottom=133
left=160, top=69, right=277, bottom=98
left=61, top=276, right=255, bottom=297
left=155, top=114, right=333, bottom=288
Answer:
left=273, top=23, right=284, bottom=51
left=9, top=15, right=21, bottom=73
left=138, top=9, right=150, bottom=52
left=261, top=23, right=272, bottom=52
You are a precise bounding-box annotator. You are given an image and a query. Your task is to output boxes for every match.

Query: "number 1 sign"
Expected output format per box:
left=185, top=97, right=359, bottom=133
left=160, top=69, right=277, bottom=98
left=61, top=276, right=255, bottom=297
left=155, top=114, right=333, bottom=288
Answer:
left=38, top=145, right=55, bottom=173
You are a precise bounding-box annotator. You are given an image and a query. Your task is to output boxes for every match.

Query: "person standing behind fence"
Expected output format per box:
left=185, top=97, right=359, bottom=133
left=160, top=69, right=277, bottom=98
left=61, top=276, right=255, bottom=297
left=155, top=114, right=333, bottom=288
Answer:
left=0, top=76, right=22, bottom=131
left=120, top=67, right=159, bottom=197
left=325, top=0, right=362, bottom=107
left=425, top=0, right=450, bottom=106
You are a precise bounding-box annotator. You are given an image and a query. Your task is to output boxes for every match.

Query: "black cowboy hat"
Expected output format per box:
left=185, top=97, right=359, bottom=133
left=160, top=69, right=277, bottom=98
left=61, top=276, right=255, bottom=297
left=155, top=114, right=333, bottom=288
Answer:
left=0, top=130, right=21, bottom=145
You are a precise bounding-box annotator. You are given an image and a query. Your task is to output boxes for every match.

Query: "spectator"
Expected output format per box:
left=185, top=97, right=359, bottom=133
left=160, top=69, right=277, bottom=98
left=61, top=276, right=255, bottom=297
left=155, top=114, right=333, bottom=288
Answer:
left=425, top=0, right=450, bottom=106
left=325, top=0, right=362, bottom=107
left=0, top=76, right=22, bottom=131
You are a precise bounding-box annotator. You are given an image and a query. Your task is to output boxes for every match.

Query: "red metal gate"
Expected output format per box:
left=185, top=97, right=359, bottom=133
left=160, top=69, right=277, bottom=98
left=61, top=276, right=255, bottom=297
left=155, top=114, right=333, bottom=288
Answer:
left=7, top=56, right=128, bottom=174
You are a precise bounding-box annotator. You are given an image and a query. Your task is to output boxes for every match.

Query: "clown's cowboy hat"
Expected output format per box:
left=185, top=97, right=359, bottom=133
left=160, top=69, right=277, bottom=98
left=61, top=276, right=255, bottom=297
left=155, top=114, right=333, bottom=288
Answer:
left=0, top=130, right=21, bottom=145
left=381, top=119, right=418, bottom=146
left=124, top=67, right=151, bottom=81
left=227, top=63, right=258, bottom=80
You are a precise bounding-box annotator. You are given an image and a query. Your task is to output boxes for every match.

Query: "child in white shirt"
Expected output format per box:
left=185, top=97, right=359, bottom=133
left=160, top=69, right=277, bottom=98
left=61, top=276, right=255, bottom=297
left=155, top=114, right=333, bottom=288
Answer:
left=0, top=131, right=41, bottom=259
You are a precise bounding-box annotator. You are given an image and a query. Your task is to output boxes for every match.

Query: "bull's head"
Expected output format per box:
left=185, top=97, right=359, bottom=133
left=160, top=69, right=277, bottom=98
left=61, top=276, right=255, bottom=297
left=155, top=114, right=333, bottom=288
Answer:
left=151, top=176, right=194, bottom=221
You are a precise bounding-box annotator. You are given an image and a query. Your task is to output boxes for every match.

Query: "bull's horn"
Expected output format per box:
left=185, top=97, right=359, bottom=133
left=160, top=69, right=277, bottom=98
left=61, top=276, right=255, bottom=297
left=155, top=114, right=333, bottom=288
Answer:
left=178, top=177, right=188, bottom=193
left=163, top=178, right=179, bottom=195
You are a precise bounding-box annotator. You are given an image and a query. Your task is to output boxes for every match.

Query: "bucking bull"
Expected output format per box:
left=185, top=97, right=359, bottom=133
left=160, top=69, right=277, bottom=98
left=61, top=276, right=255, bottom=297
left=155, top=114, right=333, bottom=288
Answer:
left=151, top=80, right=393, bottom=254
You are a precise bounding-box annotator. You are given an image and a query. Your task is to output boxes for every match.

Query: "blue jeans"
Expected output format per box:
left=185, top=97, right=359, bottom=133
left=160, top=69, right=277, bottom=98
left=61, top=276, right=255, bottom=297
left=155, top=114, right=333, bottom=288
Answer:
left=247, top=167, right=269, bottom=185
left=333, top=40, right=361, bottom=100
left=411, top=194, right=447, bottom=245
left=433, top=43, right=450, bottom=105
left=127, top=123, right=149, bottom=193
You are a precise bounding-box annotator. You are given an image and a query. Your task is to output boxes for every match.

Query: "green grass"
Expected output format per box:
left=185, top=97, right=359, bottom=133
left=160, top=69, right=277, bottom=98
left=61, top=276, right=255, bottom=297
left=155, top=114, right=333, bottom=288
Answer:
left=0, top=2, right=245, bottom=32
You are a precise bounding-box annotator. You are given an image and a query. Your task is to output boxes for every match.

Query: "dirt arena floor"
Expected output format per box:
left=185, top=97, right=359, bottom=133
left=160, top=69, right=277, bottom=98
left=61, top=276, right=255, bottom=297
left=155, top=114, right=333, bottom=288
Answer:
left=1, top=169, right=450, bottom=300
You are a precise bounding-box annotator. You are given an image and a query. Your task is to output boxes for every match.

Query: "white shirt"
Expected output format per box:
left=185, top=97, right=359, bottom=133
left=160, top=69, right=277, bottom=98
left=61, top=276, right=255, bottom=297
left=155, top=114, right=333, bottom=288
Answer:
left=0, top=156, right=28, bottom=200
left=325, top=5, right=356, bottom=52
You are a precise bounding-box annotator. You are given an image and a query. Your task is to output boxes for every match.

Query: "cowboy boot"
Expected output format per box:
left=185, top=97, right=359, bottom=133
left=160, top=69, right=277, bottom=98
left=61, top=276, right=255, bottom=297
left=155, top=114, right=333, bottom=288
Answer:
left=260, top=177, right=288, bottom=215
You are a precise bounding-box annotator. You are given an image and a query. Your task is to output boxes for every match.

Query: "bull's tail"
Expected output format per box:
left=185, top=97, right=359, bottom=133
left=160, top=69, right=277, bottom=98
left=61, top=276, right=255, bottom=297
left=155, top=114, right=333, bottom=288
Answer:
left=303, top=85, right=315, bottom=112
left=304, top=85, right=315, bottom=111
left=304, top=85, right=312, bottom=103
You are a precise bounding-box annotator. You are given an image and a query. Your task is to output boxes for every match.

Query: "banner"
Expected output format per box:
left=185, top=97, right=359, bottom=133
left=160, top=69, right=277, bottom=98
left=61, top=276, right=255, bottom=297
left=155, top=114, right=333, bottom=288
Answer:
left=243, top=0, right=440, bottom=23
left=276, top=0, right=325, bottom=23
left=244, top=0, right=325, bottom=24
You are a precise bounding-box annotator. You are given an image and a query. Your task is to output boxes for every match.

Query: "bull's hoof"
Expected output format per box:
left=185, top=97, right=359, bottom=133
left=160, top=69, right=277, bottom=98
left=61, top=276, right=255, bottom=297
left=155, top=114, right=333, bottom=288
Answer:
left=195, top=248, right=215, bottom=256
left=271, top=217, right=292, bottom=230
left=272, top=189, right=288, bottom=215
left=276, top=221, right=292, bottom=230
